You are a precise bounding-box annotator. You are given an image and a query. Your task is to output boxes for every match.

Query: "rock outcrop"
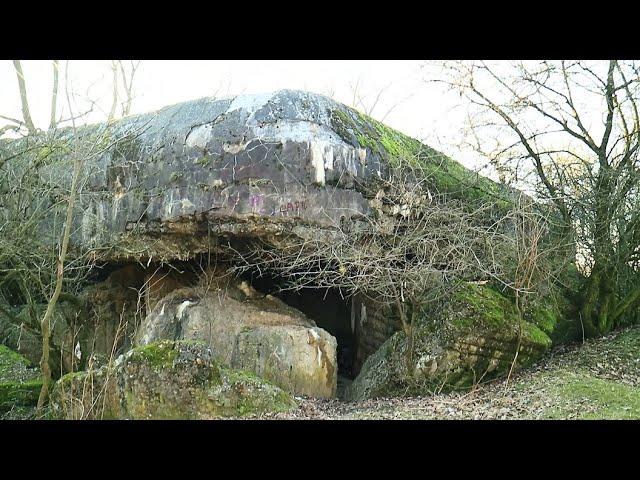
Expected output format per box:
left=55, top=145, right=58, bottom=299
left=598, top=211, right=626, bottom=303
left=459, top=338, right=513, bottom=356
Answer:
left=136, top=274, right=337, bottom=398
left=346, top=283, right=553, bottom=401
left=50, top=340, right=295, bottom=419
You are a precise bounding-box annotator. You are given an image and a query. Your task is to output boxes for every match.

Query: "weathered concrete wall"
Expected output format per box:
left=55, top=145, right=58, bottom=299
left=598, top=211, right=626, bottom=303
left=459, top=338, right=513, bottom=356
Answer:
left=352, top=295, right=403, bottom=374
left=56, top=90, right=387, bottom=261
left=1, top=89, right=509, bottom=263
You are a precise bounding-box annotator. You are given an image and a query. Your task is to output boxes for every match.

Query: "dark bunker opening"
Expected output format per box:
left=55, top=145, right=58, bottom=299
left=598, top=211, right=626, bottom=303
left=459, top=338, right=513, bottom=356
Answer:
left=243, top=271, right=359, bottom=382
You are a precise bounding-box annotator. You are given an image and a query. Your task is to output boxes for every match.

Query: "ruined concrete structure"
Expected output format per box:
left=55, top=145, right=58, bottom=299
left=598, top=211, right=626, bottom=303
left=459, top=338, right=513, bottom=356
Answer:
left=73, top=89, right=383, bottom=261
left=1, top=90, right=527, bottom=400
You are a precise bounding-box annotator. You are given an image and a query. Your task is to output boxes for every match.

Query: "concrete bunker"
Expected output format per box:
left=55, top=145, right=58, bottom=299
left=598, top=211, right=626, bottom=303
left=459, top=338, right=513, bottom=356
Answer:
left=2, top=90, right=465, bottom=400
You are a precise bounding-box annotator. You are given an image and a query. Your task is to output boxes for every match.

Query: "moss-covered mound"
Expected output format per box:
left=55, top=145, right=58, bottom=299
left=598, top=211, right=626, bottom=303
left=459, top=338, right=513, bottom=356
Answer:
left=50, top=340, right=295, bottom=419
left=0, top=345, right=42, bottom=413
left=525, top=295, right=583, bottom=345
left=2, top=90, right=518, bottom=267
left=346, top=283, right=552, bottom=402
left=330, top=106, right=513, bottom=208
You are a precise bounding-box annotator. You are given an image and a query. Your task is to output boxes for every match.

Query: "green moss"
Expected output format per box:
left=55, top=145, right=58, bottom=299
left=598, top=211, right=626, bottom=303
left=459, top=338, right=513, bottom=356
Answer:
left=526, top=292, right=583, bottom=345
left=447, top=283, right=551, bottom=349
left=120, top=362, right=295, bottom=419
left=330, top=107, right=513, bottom=208
left=1, top=404, right=38, bottom=420
left=195, top=155, right=213, bottom=167
left=216, top=368, right=296, bottom=417
left=331, top=108, right=420, bottom=164
left=528, top=304, right=558, bottom=335
left=0, top=344, right=29, bottom=373
left=541, top=370, right=640, bottom=419
left=521, top=322, right=553, bottom=349
left=347, top=282, right=555, bottom=401
left=128, top=341, right=178, bottom=371
left=37, top=145, right=54, bottom=161
left=56, top=370, right=87, bottom=387
left=125, top=389, right=186, bottom=420
left=0, top=377, right=42, bottom=410
left=169, top=171, right=184, bottom=182
left=0, top=345, right=42, bottom=411
left=451, top=283, right=516, bottom=331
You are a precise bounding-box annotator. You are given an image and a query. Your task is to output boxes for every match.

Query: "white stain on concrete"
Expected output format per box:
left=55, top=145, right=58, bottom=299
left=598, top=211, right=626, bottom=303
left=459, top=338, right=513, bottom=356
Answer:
left=163, top=190, right=175, bottom=219
left=186, top=123, right=214, bottom=149
left=180, top=198, right=196, bottom=211
left=227, top=92, right=275, bottom=118
left=252, top=121, right=338, bottom=145
left=310, top=142, right=327, bottom=185
left=184, top=91, right=370, bottom=193
left=308, top=328, right=323, bottom=367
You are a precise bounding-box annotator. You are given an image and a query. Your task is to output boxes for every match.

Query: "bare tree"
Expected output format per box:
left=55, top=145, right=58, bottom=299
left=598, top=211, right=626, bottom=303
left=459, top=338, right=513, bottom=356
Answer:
left=108, top=60, right=141, bottom=121
left=12, top=60, right=37, bottom=135
left=0, top=115, right=23, bottom=137
left=3, top=60, right=65, bottom=136
left=119, top=61, right=140, bottom=117
left=35, top=62, right=87, bottom=411
left=108, top=61, right=119, bottom=123
left=348, top=78, right=414, bottom=123
left=503, top=194, right=564, bottom=382
left=49, top=61, right=59, bottom=130
left=434, top=60, right=640, bottom=337
left=0, top=60, right=148, bottom=412
left=2, top=60, right=142, bottom=138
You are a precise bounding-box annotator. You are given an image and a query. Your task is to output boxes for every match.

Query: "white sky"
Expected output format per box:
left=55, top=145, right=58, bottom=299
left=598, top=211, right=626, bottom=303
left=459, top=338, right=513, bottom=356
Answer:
left=0, top=60, right=479, bottom=169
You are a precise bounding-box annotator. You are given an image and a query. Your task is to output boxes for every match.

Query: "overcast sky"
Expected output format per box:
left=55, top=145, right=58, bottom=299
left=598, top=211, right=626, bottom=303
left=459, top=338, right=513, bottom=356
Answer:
left=0, top=60, right=479, bottom=169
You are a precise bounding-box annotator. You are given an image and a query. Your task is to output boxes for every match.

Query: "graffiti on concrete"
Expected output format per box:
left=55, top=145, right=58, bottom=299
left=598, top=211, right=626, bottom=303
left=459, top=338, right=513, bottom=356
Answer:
left=279, top=199, right=307, bottom=215
left=249, top=194, right=264, bottom=213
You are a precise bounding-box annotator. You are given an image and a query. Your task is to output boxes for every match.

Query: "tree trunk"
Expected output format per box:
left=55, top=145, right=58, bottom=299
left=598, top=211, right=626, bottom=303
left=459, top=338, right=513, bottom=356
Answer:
left=108, top=61, right=119, bottom=123
left=36, top=148, right=83, bottom=413
left=49, top=60, right=59, bottom=130
left=12, top=60, right=36, bottom=135
left=612, top=285, right=640, bottom=323
left=579, top=268, right=602, bottom=337
left=579, top=264, right=619, bottom=337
